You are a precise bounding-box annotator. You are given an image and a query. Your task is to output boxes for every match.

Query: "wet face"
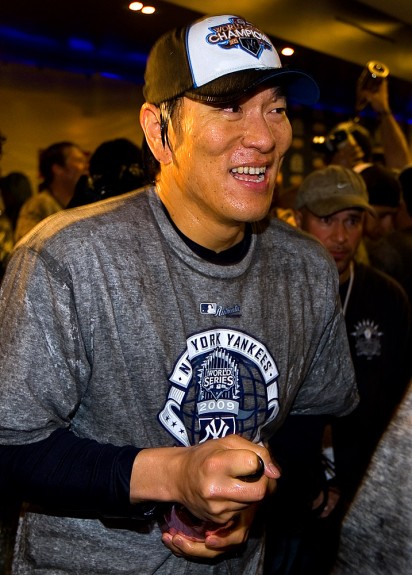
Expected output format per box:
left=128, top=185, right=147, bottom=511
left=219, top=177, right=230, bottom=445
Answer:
left=156, top=86, right=292, bottom=248
left=296, top=208, right=365, bottom=283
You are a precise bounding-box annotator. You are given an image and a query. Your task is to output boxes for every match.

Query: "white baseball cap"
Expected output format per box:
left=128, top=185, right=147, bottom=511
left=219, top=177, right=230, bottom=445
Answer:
left=143, top=14, right=319, bottom=106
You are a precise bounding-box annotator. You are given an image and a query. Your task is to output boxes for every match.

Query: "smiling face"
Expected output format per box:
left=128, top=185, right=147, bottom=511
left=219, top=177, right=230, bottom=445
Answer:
left=143, top=85, right=292, bottom=251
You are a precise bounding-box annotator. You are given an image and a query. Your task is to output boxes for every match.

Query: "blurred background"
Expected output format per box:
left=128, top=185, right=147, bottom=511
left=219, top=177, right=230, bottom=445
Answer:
left=0, top=0, right=411, bottom=188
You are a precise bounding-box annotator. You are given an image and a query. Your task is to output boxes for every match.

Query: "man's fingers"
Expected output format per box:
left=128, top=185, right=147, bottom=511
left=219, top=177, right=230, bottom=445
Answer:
left=162, top=532, right=226, bottom=559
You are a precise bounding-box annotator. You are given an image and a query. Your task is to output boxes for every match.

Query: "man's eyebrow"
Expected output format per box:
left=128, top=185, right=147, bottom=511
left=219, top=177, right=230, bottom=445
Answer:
left=272, top=86, right=286, bottom=99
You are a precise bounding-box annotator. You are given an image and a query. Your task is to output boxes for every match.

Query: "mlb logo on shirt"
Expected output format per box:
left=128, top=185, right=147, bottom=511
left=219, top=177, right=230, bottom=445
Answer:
left=200, top=303, right=217, bottom=315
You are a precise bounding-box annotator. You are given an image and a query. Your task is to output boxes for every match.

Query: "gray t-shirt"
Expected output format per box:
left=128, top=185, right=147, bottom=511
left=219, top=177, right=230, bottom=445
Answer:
left=332, top=381, right=412, bottom=575
left=0, top=188, right=357, bottom=574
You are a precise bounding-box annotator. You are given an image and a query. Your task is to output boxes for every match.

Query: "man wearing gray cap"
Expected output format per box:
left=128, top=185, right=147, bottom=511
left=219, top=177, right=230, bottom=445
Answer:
left=0, top=15, right=357, bottom=574
left=294, top=164, right=411, bottom=571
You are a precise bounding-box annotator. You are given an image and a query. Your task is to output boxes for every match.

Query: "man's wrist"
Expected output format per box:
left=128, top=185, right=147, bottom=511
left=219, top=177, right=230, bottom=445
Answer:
left=130, top=446, right=186, bottom=504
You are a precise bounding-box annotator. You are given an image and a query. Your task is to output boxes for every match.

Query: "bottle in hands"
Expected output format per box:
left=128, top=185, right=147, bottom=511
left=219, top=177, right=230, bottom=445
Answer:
left=159, top=503, right=235, bottom=542
left=159, top=455, right=265, bottom=542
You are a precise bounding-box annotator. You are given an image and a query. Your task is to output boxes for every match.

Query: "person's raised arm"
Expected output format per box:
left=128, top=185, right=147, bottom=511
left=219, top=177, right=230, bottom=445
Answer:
left=358, top=79, right=411, bottom=170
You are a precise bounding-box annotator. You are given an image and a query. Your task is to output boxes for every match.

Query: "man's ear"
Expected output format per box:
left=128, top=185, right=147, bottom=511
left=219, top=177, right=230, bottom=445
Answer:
left=139, top=103, right=172, bottom=165
left=294, top=209, right=303, bottom=228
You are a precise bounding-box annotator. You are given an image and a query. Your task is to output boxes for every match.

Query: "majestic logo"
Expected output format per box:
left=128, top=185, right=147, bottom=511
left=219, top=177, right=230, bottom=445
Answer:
left=158, top=328, right=279, bottom=446
left=206, top=17, right=273, bottom=59
left=350, top=319, right=383, bottom=360
left=200, top=302, right=241, bottom=318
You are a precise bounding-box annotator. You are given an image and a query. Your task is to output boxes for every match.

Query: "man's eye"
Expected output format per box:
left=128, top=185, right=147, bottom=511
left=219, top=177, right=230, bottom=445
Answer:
left=272, top=107, right=287, bottom=115
left=223, top=104, right=241, bottom=113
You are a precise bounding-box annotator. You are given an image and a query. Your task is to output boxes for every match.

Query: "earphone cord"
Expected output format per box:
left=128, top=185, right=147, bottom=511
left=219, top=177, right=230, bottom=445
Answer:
left=342, top=261, right=354, bottom=317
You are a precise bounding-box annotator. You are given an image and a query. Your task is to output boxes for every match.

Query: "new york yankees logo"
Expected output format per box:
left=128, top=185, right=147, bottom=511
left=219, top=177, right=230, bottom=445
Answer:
left=158, top=328, right=280, bottom=446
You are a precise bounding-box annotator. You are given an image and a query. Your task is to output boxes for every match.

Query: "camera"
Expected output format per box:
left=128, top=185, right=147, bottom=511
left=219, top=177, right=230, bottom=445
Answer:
left=312, top=119, right=372, bottom=160
left=312, top=128, right=350, bottom=154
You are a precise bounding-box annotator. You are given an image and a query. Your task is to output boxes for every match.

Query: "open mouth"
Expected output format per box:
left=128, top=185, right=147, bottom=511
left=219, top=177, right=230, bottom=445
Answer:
left=230, top=166, right=266, bottom=183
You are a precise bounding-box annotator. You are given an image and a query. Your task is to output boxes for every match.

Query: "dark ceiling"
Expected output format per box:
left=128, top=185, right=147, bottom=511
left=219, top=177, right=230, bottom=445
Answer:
left=171, top=0, right=412, bottom=83
left=0, top=0, right=411, bottom=122
left=0, top=0, right=201, bottom=82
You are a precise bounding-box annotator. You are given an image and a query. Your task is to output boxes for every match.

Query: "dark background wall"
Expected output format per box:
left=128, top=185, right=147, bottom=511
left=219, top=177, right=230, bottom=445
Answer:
left=1, top=12, right=411, bottom=191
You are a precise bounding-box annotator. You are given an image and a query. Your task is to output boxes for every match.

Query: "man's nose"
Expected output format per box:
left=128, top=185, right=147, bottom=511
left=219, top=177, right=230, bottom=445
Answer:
left=331, top=222, right=348, bottom=242
left=241, top=115, right=278, bottom=152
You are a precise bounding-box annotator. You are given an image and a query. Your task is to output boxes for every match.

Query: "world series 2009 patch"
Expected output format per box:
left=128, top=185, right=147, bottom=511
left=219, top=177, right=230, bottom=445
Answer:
left=158, top=328, right=279, bottom=446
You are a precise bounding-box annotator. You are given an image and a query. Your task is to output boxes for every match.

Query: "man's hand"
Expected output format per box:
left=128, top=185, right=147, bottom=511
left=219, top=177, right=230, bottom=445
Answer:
left=169, top=435, right=279, bottom=525
left=356, top=77, right=390, bottom=115
left=312, top=485, right=341, bottom=519
left=131, top=434, right=279, bottom=558
left=160, top=502, right=259, bottom=559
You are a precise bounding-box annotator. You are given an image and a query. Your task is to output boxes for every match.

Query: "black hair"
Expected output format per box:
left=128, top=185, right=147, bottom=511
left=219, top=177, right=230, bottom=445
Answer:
left=360, top=164, right=401, bottom=208
left=68, top=138, right=148, bottom=208
left=89, top=138, right=141, bottom=177
left=0, top=172, right=33, bottom=227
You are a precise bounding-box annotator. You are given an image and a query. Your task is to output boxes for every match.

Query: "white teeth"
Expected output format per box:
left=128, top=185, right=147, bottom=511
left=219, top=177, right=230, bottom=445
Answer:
left=231, top=166, right=266, bottom=175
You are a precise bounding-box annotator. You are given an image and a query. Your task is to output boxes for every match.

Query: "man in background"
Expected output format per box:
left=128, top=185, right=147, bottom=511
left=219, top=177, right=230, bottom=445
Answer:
left=15, top=141, right=87, bottom=241
left=291, top=164, right=411, bottom=573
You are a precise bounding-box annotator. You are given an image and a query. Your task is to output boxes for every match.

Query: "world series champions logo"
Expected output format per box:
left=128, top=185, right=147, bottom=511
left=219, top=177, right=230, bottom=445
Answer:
left=205, top=16, right=273, bottom=59
left=158, top=328, right=279, bottom=446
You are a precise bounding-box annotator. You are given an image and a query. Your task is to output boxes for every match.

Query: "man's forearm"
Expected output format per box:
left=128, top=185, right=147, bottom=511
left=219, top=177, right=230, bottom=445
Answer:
left=0, top=428, right=140, bottom=516
left=379, top=113, right=411, bottom=170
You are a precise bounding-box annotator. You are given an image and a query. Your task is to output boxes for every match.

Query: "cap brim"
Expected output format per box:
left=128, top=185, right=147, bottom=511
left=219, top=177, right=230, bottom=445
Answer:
left=307, top=196, right=376, bottom=217
left=185, top=68, right=319, bottom=105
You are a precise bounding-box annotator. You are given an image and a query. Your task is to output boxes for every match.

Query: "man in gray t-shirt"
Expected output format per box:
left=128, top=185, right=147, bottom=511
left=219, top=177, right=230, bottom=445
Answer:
left=0, top=14, right=357, bottom=575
